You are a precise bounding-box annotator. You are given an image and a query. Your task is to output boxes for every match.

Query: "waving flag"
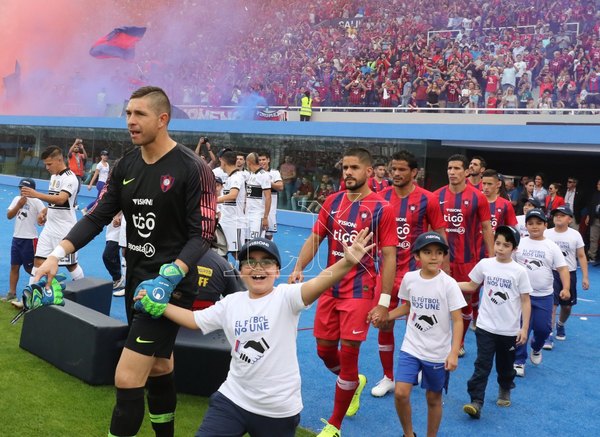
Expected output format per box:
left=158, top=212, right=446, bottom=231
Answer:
left=89, top=26, right=146, bottom=60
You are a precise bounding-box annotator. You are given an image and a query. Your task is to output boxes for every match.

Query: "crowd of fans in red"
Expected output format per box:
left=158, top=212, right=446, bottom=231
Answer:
left=122, top=0, right=600, bottom=112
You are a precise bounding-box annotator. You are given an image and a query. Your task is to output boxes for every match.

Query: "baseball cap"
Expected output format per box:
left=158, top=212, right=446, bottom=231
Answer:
left=100, top=150, right=109, bottom=156
left=525, top=197, right=541, bottom=208
left=551, top=205, right=573, bottom=217
left=496, top=225, right=520, bottom=247
left=411, top=231, right=449, bottom=254
left=214, top=177, right=223, bottom=185
left=525, top=208, right=548, bottom=222
left=217, top=147, right=232, bottom=158
left=18, top=178, right=35, bottom=189
left=238, top=238, right=281, bottom=268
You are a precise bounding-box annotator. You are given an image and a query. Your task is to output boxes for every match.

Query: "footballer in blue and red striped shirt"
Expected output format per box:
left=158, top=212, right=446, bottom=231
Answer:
left=289, top=148, right=397, bottom=433
left=434, top=154, right=494, bottom=353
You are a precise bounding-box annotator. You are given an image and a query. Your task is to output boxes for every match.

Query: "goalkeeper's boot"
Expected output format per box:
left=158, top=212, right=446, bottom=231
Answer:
left=345, top=374, right=366, bottom=416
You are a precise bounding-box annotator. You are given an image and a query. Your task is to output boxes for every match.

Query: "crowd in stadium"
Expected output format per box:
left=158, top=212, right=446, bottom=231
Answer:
left=127, top=0, right=600, bottom=111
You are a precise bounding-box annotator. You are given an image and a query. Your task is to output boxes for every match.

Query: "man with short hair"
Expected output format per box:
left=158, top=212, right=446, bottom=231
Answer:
left=244, top=152, right=272, bottom=241
left=68, top=138, right=87, bottom=185
left=20, top=146, right=84, bottom=285
left=33, top=86, right=216, bottom=437
left=289, top=147, right=397, bottom=437
left=467, top=155, right=486, bottom=191
left=258, top=151, right=283, bottom=240
left=585, top=179, right=600, bottom=263
left=369, top=150, right=446, bottom=398
left=368, top=162, right=392, bottom=193
left=435, top=154, right=494, bottom=357
left=218, top=151, right=247, bottom=258
left=563, top=177, right=583, bottom=227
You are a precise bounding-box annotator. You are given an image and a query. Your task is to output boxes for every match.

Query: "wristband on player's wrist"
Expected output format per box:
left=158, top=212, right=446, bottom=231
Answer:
left=378, top=294, right=391, bottom=308
left=49, top=245, right=67, bottom=260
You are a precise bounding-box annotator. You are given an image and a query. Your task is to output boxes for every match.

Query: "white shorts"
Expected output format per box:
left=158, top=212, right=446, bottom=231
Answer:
left=118, top=216, right=127, bottom=248
left=247, top=215, right=266, bottom=241
left=36, top=228, right=78, bottom=266
left=267, top=208, right=277, bottom=234
left=221, top=223, right=245, bottom=253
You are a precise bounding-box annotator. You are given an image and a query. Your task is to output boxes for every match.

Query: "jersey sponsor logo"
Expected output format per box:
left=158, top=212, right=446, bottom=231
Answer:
left=127, top=242, right=156, bottom=258
left=333, top=228, right=359, bottom=244
left=123, top=178, right=135, bottom=185
left=161, top=175, right=174, bottom=192
left=132, top=212, right=156, bottom=238
left=135, top=336, right=154, bottom=344
left=132, top=198, right=153, bottom=206
left=337, top=219, right=356, bottom=228
left=443, top=209, right=465, bottom=234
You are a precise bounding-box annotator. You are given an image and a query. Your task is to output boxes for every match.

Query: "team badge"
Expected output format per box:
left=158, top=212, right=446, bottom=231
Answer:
left=360, top=212, right=368, bottom=220
left=464, top=200, right=470, bottom=206
left=160, top=175, right=174, bottom=193
left=410, top=205, right=416, bottom=211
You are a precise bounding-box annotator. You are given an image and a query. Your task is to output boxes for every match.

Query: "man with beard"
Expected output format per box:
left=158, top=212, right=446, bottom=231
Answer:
left=288, top=148, right=397, bottom=437
left=467, top=155, right=486, bottom=191
left=369, top=150, right=447, bottom=398
left=33, top=86, right=216, bottom=437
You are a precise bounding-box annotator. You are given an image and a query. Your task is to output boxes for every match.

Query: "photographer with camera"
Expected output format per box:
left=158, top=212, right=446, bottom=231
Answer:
left=195, top=136, right=217, bottom=167
left=68, top=138, right=87, bottom=193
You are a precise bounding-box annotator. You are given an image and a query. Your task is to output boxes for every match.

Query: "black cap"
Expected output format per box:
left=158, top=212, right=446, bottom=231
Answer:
left=551, top=205, right=573, bottom=217
left=217, top=148, right=232, bottom=158
left=496, top=225, right=520, bottom=247
left=411, top=231, right=449, bottom=254
left=100, top=150, right=109, bottom=155
left=215, top=177, right=223, bottom=185
left=18, top=178, right=35, bottom=189
left=525, top=208, right=548, bottom=222
left=238, top=238, right=281, bottom=267
left=525, top=197, right=541, bottom=208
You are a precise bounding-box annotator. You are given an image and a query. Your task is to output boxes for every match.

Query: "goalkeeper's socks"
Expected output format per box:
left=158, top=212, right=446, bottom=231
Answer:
left=147, top=372, right=176, bottom=437
left=109, top=387, right=145, bottom=437
left=70, top=264, right=84, bottom=281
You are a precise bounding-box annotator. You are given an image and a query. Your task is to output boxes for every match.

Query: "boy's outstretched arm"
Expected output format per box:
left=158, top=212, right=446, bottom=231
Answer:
left=446, top=309, right=463, bottom=371
left=134, top=291, right=200, bottom=330
left=517, top=293, right=531, bottom=346
left=458, top=280, right=480, bottom=293
left=300, top=229, right=375, bottom=306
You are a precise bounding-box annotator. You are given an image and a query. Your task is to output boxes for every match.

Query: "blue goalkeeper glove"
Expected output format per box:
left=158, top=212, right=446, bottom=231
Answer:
left=133, top=263, right=185, bottom=318
left=23, top=273, right=68, bottom=311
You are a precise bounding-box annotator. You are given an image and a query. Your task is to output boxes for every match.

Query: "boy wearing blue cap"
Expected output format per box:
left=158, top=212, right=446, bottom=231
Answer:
left=543, top=206, right=589, bottom=349
left=513, top=208, right=569, bottom=377
left=4, top=179, right=45, bottom=304
left=459, top=226, right=532, bottom=418
left=374, top=231, right=466, bottom=437
left=134, top=230, right=374, bottom=437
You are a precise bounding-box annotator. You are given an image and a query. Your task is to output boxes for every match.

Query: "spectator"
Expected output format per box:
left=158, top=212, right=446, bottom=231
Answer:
left=291, top=177, right=312, bottom=211
left=68, top=139, right=87, bottom=188
left=279, top=156, right=297, bottom=210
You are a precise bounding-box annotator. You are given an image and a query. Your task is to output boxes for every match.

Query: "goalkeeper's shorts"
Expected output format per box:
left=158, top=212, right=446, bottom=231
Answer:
left=126, top=312, right=181, bottom=358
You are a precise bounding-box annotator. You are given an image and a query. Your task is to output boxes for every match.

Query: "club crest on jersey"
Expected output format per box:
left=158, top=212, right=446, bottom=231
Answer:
left=464, top=200, right=470, bottom=206
left=360, top=212, right=368, bottom=220
left=410, top=205, right=416, bottom=211
left=160, top=175, right=174, bottom=193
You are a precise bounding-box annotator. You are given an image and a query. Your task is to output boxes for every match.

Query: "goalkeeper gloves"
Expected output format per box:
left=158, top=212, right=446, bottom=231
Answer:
left=133, top=263, right=185, bottom=318
left=23, top=273, right=68, bottom=311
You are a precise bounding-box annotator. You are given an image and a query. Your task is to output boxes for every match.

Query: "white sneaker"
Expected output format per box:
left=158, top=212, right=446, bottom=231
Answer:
left=113, top=276, right=125, bottom=290
left=11, top=300, right=24, bottom=309
left=514, top=364, right=525, bottom=377
left=113, top=289, right=125, bottom=297
left=530, top=349, right=542, bottom=365
left=370, top=375, right=395, bottom=397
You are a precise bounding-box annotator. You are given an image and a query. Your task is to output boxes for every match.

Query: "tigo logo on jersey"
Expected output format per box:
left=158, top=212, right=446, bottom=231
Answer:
left=161, top=175, right=174, bottom=192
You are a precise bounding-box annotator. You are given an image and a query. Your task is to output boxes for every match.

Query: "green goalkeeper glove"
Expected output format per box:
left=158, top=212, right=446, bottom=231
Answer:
left=23, top=273, right=68, bottom=311
left=133, top=263, right=185, bottom=318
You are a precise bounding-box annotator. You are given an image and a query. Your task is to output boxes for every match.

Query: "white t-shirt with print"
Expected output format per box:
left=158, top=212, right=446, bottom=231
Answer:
left=399, top=270, right=466, bottom=363
left=514, top=237, right=567, bottom=297
left=469, top=258, right=531, bottom=336
left=544, top=227, right=584, bottom=272
left=8, top=196, right=45, bottom=239
left=194, top=283, right=308, bottom=418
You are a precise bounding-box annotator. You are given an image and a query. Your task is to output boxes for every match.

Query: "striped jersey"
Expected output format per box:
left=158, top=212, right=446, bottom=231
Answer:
left=313, top=190, right=398, bottom=299
left=434, top=184, right=491, bottom=264
left=45, top=169, right=79, bottom=235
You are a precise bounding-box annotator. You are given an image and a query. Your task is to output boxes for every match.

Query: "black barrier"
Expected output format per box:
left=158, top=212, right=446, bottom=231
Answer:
left=63, top=277, right=113, bottom=316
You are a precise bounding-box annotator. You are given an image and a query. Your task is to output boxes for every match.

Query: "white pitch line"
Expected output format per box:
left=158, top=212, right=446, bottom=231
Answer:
left=578, top=298, right=595, bottom=303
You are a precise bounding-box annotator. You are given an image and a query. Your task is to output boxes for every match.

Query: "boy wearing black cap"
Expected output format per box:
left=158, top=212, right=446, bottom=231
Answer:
left=543, top=206, right=589, bottom=349
left=134, top=230, right=374, bottom=437
left=459, top=226, right=532, bottom=418
left=512, top=208, right=569, bottom=377
left=515, top=197, right=540, bottom=238
left=4, top=179, right=45, bottom=303
left=374, top=232, right=466, bottom=437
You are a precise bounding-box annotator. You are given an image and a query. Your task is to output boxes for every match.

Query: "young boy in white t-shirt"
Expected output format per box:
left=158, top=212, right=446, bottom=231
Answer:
left=133, top=230, right=374, bottom=437
left=459, top=226, right=532, bottom=418
left=374, top=231, right=466, bottom=437
left=543, top=206, right=589, bottom=350
left=4, top=178, right=45, bottom=303
left=515, top=197, right=540, bottom=238
left=513, top=208, right=569, bottom=377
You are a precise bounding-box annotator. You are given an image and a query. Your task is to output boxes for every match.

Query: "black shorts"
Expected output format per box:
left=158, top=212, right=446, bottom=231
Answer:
left=553, top=270, right=577, bottom=306
left=124, top=277, right=196, bottom=358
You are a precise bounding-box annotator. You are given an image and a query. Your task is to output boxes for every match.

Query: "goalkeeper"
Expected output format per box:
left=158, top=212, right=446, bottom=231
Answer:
left=32, top=86, right=217, bottom=437
left=134, top=231, right=374, bottom=437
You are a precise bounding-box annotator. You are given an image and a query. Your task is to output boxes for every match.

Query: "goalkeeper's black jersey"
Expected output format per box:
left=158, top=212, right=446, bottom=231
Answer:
left=66, top=144, right=217, bottom=297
